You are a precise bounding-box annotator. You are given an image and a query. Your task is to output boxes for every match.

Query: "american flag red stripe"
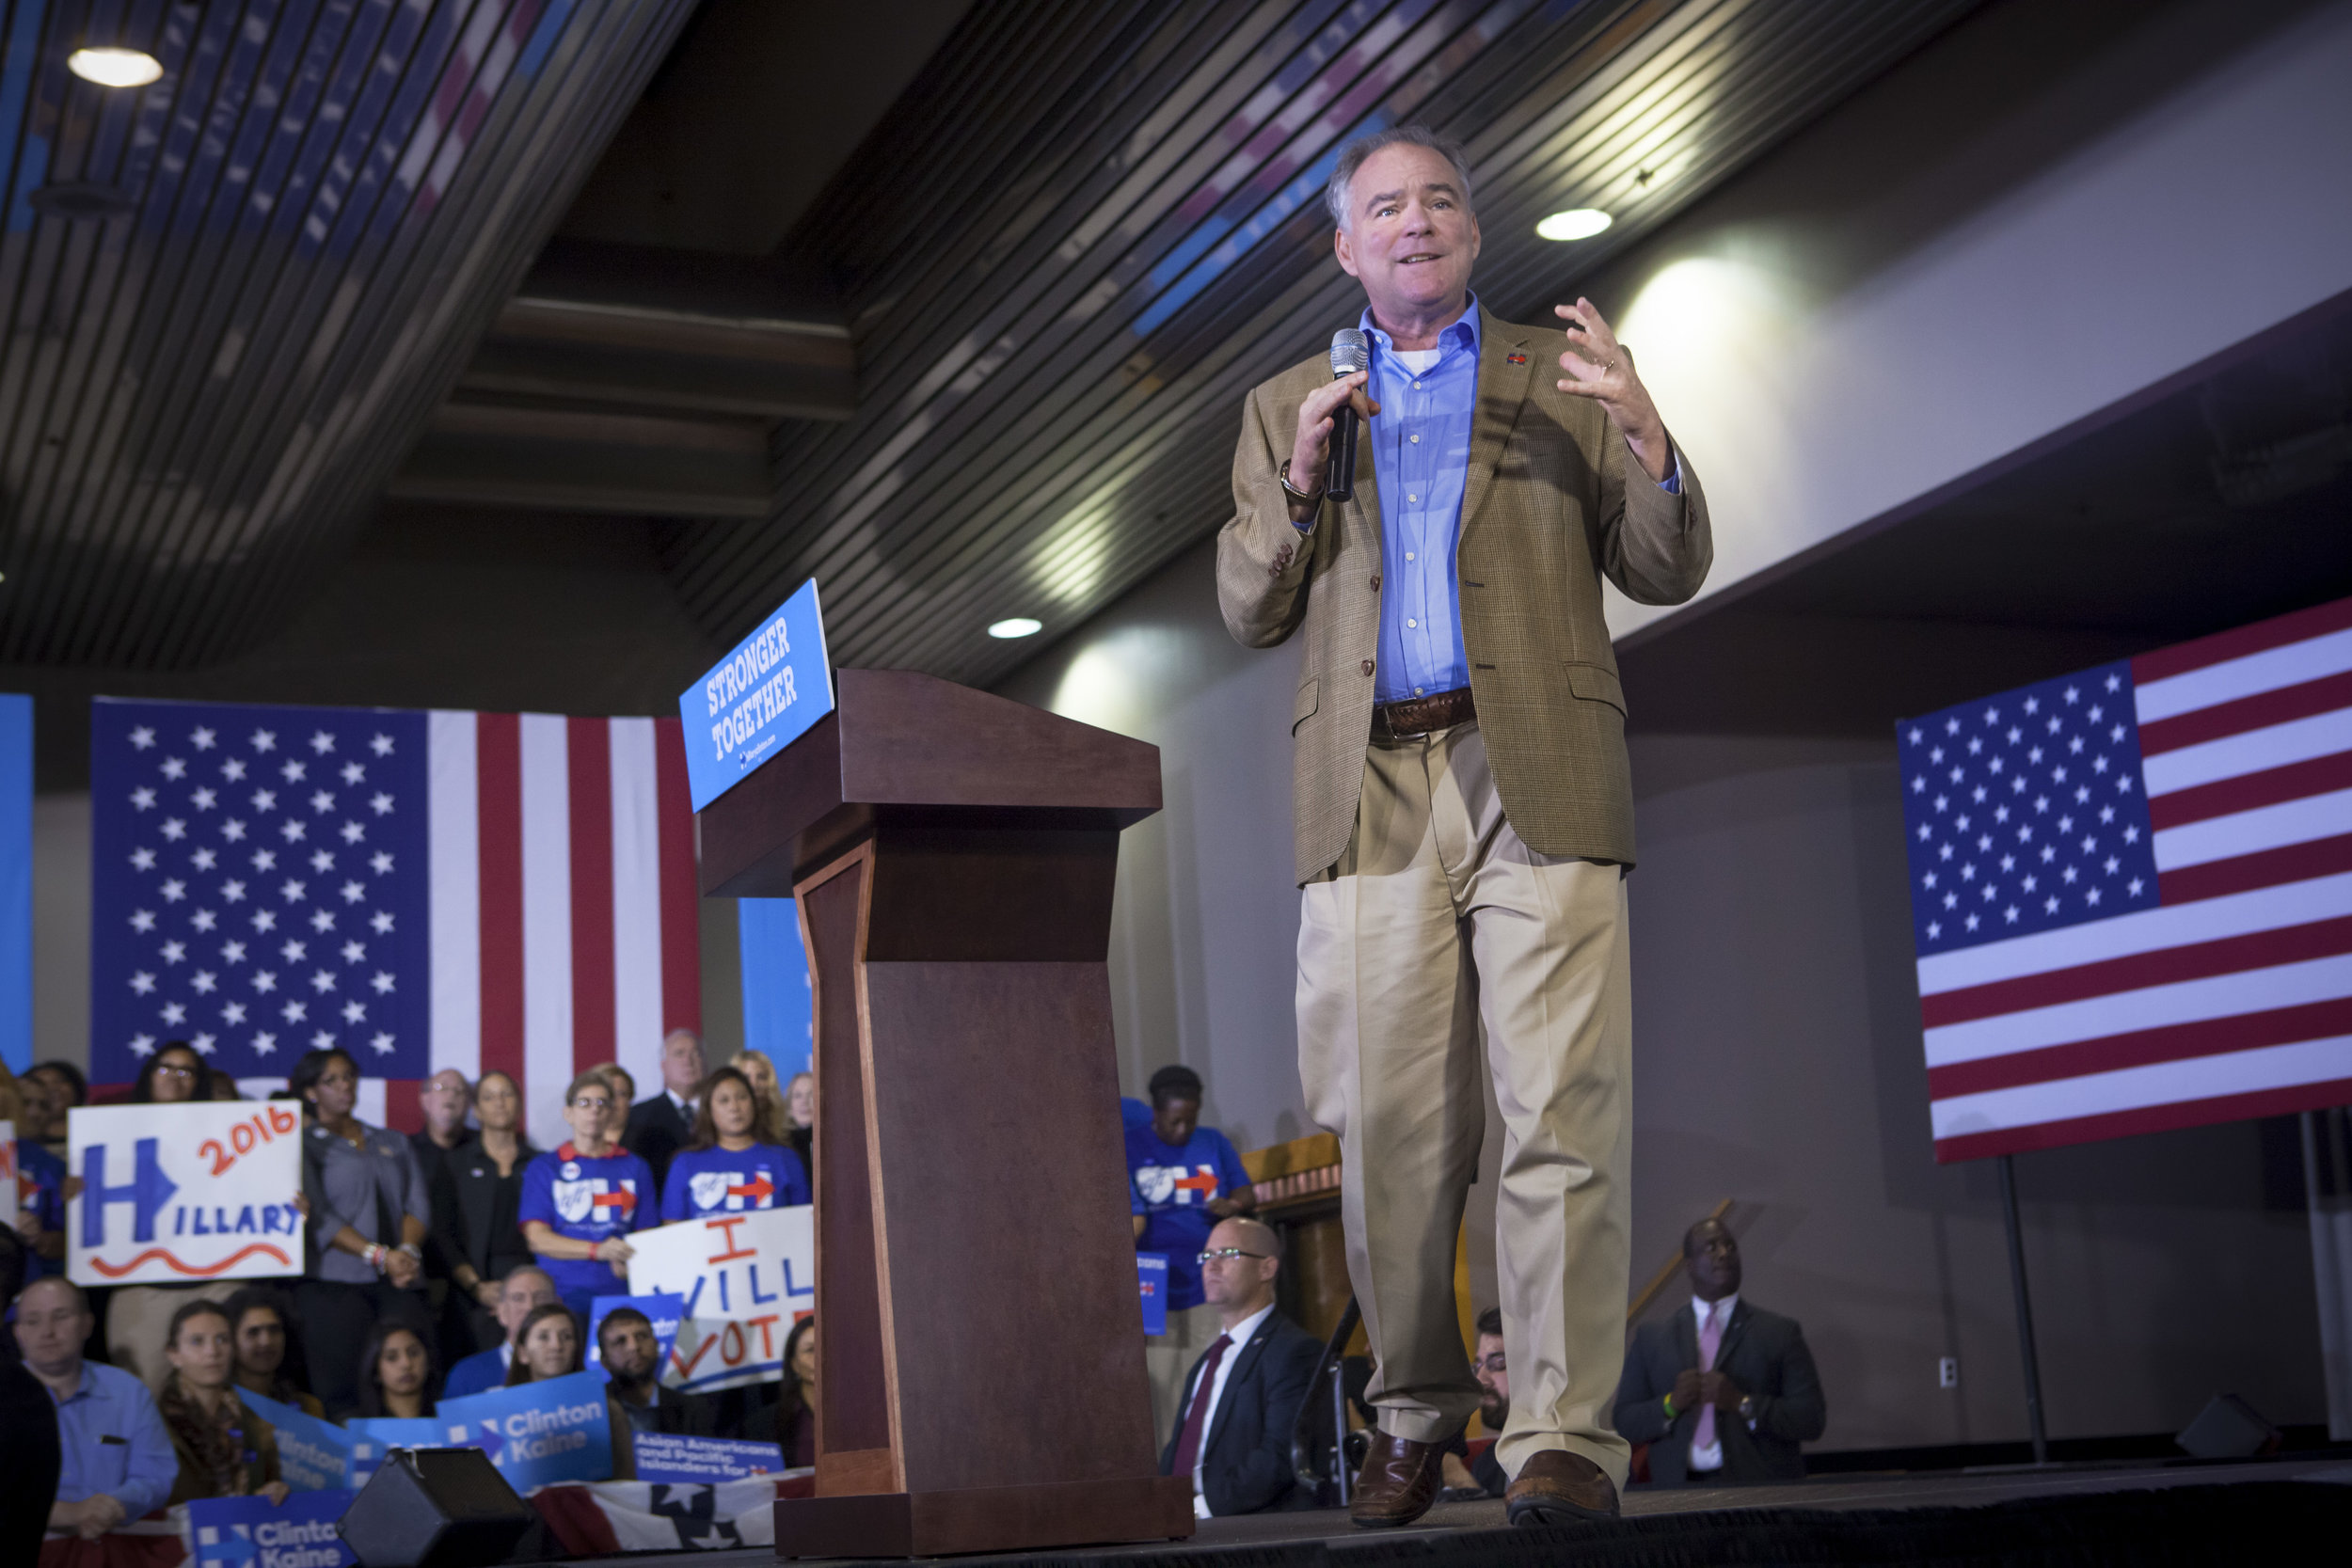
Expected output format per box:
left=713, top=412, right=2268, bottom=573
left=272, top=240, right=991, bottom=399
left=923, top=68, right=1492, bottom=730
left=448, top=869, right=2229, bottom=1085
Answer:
left=1915, top=596, right=2352, bottom=1161
left=385, top=711, right=699, bottom=1143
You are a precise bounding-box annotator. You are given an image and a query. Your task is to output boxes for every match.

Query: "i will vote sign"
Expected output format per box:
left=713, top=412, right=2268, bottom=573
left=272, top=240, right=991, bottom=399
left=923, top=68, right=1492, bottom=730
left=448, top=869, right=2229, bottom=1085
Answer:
left=190, top=1490, right=358, bottom=1568
left=69, top=1101, right=302, bottom=1286
left=438, top=1369, right=614, bottom=1491
left=627, top=1206, right=813, bottom=1393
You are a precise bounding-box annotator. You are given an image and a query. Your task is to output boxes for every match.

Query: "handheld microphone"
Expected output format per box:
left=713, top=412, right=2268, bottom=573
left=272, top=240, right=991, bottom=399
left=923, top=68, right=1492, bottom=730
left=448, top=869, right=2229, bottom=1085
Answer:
left=1327, top=328, right=1369, bottom=501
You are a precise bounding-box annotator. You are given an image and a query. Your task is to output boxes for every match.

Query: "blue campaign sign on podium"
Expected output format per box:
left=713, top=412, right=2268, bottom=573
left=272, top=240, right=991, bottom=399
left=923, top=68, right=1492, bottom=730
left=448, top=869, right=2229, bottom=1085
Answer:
left=679, top=578, right=834, bottom=812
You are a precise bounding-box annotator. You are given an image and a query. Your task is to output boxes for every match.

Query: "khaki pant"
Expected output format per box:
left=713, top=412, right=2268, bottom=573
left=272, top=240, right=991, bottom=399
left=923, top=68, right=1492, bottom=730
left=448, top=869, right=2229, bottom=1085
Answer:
left=1298, top=721, right=1632, bottom=1487
left=1142, top=1301, right=1224, bottom=1449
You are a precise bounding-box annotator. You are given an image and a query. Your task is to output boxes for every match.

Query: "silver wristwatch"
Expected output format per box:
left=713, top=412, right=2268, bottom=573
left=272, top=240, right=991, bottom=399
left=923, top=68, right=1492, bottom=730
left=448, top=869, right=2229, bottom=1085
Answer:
left=1279, top=458, right=1322, bottom=504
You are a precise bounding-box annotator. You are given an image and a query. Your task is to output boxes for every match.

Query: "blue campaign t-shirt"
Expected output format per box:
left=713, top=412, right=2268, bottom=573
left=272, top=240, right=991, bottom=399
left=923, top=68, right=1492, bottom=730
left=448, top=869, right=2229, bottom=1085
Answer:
left=1126, top=1123, right=1251, bottom=1312
left=15, top=1140, right=66, bottom=1279
left=660, top=1142, right=810, bottom=1222
left=517, top=1142, right=657, bottom=1311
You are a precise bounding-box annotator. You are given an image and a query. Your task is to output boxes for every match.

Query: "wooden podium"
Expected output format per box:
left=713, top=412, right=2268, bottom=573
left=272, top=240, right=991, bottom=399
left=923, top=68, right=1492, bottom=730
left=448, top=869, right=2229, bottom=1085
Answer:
left=697, top=669, right=1195, bottom=1558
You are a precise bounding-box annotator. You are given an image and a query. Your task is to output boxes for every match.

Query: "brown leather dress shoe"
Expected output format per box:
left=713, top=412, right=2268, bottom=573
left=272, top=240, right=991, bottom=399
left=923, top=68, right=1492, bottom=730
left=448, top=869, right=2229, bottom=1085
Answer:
left=1349, top=1430, right=1448, bottom=1528
left=1504, top=1449, right=1621, bottom=1527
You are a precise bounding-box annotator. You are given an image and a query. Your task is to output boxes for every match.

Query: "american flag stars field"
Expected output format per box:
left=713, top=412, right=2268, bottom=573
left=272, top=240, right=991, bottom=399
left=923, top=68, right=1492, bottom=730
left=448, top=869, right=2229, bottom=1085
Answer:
left=90, top=700, right=433, bottom=1085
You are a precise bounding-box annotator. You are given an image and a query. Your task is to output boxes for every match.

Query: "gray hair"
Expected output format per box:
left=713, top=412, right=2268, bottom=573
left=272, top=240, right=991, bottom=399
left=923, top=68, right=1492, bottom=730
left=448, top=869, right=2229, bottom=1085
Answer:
left=1325, top=125, right=1475, bottom=230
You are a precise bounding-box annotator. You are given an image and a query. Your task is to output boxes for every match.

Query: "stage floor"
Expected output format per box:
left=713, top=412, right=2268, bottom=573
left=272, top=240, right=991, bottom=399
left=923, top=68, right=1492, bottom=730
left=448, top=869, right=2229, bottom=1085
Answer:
left=554, top=1451, right=2352, bottom=1566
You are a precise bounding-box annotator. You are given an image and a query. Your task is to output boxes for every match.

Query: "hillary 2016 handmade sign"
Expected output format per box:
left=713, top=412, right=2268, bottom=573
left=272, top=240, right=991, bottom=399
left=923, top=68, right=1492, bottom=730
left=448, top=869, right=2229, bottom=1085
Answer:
left=588, top=1292, right=685, bottom=1376
left=629, top=1433, right=788, bottom=1483
left=438, top=1369, right=614, bottom=1491
left=679, top=578, right=834, bottom=811
left=68, top=1101, right=303, bottom=1286
left=627, top=1206, right=813, bottom=1393
left=190, top=1490, right=358, bottom=1568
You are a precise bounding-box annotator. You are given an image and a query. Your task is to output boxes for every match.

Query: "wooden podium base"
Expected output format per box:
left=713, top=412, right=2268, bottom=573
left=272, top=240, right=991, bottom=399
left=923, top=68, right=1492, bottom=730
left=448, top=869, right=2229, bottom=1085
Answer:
left=774, top=1475, right=1196, bottom=1559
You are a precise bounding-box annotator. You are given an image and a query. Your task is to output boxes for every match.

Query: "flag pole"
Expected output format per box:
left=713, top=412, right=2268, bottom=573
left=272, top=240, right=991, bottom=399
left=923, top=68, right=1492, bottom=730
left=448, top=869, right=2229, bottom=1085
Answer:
left=1997, top=1152, right=2050, bottom=1465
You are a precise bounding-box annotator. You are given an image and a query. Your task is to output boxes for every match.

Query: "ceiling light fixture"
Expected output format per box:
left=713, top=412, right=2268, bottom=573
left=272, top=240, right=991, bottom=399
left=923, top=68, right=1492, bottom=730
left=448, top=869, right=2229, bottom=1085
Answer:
left=1536, top=208, right=1613, bottom=243
left=988, top=617, right=1042, bottom=640
left=68, top=47, right=164, bottom=88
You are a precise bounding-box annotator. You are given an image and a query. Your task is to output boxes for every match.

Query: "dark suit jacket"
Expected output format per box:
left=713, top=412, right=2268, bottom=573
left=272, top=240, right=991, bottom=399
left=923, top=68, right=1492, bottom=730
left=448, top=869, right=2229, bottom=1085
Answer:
left=610, top=1386, right=719, bottom=1479
left=1613, top=1298, right=1826, bottom=1485
left=1158, top=1308, right=1322, bottom=1516
left=626, top=1094, right=694, bottom=1189
left=0, top=1357, right=60, bottom=1564
left=408, top=1130, right=472, bottom=1277
left=433, top=1138, right=539, bottom=1284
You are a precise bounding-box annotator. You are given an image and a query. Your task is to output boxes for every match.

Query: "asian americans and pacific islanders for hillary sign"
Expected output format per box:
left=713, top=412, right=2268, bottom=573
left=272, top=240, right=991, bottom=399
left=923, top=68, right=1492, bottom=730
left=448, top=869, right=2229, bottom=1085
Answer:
left=679, top=578, right=834, bottom=812
left=69, top=1101, right=302, bottom=1285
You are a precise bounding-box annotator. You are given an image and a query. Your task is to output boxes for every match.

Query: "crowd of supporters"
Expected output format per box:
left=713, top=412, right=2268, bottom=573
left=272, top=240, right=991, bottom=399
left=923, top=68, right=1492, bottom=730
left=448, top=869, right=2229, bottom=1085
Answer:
left=0, top=1031, right=820, bottom=1550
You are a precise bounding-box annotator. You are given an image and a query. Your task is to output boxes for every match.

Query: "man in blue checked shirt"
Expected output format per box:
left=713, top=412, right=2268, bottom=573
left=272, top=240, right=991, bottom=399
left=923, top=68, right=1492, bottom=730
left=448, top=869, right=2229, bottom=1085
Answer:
left=14, top=1277, right=177, bottom=1538
left=1216, top=125, right=1711, bottom=1532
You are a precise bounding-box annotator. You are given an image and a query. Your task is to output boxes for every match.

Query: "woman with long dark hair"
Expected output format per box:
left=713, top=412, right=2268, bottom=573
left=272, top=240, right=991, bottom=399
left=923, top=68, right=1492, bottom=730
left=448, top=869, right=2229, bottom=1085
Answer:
left=159, top=1299, right=287, bottom=1506
left=221, top=1286, right=322, bottom=1418
left=293, top=1047, right=432, bottom=1414
left=104, top=1042, right=231, bottom=1387
left=435, top=1069, right=538, bottom=1352
left=659, top=1068, right=810, bottom=1222
left=747, top=1316, right=818, bottom=1467
left=353, top=1317, right=440, bottom=1419
left=502, top=1304, right=583, bottom=1386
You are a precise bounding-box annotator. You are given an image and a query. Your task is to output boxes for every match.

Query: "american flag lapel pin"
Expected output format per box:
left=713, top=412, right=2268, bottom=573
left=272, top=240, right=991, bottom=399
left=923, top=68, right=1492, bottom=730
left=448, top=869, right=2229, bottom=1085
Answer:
left=1506, top=352, right=1528, bottom=365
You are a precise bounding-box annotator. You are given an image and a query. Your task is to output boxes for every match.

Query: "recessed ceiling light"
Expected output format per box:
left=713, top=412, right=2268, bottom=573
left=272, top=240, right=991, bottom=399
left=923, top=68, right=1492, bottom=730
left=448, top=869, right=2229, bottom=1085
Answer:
left=68, top=47, right=164, bottom=88
left=988, top=617, right=1042, bottom=640
left=1536, top=209, right=1613, bottom=243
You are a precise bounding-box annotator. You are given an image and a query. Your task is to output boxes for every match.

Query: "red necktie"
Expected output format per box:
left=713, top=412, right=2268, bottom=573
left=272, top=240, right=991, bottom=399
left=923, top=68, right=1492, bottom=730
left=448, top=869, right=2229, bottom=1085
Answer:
left=1170, top=1334, right=1232, bottom=1480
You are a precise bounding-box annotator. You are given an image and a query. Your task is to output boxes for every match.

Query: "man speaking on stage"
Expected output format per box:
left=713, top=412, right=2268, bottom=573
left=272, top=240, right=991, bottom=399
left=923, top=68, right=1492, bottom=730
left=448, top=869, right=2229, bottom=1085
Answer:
left=1215, top=126, right=1711, bottom=1529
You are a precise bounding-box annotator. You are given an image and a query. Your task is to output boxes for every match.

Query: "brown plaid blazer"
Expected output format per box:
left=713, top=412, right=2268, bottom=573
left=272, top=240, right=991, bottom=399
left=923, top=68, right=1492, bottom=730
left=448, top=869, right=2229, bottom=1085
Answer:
left=1216, top=307, right=1712, bottom=885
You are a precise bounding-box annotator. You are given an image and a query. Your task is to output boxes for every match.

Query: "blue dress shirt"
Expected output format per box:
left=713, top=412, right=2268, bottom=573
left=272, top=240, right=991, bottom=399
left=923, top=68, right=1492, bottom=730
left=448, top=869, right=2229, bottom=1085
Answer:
left=51, top=1359, right=178, bottom=1520
left=1324, top=296, right=1682, bottom=704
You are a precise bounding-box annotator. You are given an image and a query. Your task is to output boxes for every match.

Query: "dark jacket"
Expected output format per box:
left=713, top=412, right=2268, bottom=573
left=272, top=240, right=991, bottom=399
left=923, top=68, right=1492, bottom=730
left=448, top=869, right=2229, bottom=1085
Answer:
left=625, top=1095, right=695, bottom=1190
left=1158, top=1307, right=1322, bottom=1516
left=1613, top=1298, right=1826, bottom=1485
left=433, top=1138, right=539, bottom=1286
left=609, top=1386, right=718, bottom=1479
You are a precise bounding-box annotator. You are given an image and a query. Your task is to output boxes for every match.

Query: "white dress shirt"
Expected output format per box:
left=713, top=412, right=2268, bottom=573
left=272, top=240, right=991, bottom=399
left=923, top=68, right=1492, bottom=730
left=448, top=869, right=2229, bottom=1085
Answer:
left=1189, top=1302, right=1276, bottom=1518
left=1687, top=1292, right=1740, bottom=1471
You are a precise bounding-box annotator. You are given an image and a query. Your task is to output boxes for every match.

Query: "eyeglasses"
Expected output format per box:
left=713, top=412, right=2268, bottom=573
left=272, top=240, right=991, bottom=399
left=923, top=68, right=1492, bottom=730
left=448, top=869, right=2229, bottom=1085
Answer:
left=154, top=1063, right=197, bottom=1079
left=1197, top=1247, right=1271, bottom=1266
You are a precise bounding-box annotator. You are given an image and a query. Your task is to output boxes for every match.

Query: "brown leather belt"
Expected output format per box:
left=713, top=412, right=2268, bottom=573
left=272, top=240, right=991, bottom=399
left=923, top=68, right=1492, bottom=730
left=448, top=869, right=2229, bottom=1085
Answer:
left=1371, top=686, right=1476, bottom=740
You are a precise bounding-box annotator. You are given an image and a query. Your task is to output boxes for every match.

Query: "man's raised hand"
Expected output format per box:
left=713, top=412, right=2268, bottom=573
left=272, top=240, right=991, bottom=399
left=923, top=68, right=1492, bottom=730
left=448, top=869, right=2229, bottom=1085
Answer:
left=1554, top=297, right=1673, bottom=483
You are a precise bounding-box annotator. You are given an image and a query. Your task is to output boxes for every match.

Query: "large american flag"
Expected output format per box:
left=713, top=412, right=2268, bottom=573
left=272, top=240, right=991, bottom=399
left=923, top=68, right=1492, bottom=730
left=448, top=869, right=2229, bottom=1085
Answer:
left=90, top=699, right=700, bottom=1145
left=1902, top=597, right=2352, bottom=1162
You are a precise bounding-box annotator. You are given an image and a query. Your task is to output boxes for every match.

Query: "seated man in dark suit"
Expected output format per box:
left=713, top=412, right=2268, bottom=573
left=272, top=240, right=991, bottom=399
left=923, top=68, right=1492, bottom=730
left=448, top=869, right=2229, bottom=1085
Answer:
left=625, top=1028, right=707, bottom=1189
left=1613, top=1217, right=1826, bottom=1485
left=1160, top=1216, right=1321, bottom=1518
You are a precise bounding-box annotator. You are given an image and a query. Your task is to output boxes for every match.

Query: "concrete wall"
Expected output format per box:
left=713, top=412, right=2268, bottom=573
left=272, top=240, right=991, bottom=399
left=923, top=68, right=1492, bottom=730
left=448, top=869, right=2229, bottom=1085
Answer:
left=1581, top=0, right=2352, bottom=640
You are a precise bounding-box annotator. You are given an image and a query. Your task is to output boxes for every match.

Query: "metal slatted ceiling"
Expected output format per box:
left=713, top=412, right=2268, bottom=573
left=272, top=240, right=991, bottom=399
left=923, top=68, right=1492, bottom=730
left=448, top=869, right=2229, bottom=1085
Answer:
left=668, top=0, right=1978, bottom=686
left=0, top=0, right=696, bottom=669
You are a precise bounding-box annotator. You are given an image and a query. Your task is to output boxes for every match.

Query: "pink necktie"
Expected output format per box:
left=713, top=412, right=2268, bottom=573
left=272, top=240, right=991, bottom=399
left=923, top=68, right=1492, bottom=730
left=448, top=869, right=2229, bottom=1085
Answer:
left=1693, top=1303, right=1724, bottom=1452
